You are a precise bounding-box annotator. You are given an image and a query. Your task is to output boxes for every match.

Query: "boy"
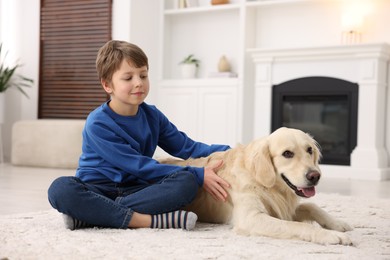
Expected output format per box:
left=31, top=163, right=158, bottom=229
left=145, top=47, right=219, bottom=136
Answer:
left=48, top=40, right=230, bottom=231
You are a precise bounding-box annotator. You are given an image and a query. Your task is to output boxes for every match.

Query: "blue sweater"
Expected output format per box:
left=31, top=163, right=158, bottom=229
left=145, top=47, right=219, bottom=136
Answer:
left=76, top=102, right=230, bottom=186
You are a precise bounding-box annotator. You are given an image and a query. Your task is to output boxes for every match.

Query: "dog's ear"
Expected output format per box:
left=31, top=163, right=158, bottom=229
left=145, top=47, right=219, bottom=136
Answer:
left=245, top=139, right=276, bottom=188
left=307, top=133, right=322, bottom=165
left=312, top=141, right=322, bottom=165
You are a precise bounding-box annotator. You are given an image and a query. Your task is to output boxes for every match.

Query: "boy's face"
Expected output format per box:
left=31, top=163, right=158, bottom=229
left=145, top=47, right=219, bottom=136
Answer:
left=102, top=59, right=150, bottom=116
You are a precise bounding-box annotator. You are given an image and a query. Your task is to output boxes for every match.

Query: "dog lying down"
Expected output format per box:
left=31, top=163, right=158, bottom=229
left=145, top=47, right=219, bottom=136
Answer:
left=159, top=127, right=353, bottom=245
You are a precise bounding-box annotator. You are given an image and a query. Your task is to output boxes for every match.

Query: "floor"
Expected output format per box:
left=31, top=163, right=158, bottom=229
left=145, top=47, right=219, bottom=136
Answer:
left=0, top=163, right=389, bottom=215
left=0, top=164, right=75, bottom=215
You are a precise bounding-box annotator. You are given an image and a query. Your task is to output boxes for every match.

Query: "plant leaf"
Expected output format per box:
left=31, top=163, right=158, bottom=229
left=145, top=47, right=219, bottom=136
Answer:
left=0, top=43, right=33, bottom=97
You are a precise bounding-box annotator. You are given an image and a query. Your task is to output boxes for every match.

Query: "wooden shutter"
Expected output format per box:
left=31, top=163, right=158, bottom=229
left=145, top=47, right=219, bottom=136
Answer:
left=39, top=0, right=111, bottom=119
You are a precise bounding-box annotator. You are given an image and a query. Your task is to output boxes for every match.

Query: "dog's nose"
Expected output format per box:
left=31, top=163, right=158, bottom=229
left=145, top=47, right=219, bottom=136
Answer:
left=306, top=171, right=321, bottom=185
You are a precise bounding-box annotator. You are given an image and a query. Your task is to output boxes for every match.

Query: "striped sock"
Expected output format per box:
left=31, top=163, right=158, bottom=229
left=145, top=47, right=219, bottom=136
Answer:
left=150, top=210, right=198, bottom=231
left=63, top=214, right=93, bottom=230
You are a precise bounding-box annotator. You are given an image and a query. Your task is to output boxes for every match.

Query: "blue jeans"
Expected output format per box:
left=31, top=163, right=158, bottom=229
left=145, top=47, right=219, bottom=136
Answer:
left=48, top=171, right=199, bottom=229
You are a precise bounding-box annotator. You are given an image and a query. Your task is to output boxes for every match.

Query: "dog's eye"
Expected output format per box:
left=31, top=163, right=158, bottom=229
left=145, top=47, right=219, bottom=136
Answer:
left=282, top=150, right=294, bottom=158
left=307, top=147, right=313, bottom=155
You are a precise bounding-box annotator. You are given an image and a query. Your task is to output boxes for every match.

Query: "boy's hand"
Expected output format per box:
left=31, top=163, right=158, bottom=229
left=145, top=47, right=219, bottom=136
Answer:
left=203, top=160, right=230, bottom=202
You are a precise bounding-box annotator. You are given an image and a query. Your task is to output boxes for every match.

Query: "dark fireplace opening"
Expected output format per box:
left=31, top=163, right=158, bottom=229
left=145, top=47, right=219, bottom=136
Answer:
left=271, top=77, right=358, bottom=165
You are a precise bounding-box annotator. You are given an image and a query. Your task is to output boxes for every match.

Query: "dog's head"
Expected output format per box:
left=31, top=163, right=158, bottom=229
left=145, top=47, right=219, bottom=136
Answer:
left=245, top=127, right=322, bottom=198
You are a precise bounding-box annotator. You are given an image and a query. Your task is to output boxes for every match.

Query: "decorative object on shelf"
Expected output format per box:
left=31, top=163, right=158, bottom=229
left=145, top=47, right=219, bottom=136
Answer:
left=0, top=43, right=34, bottom=124
left=208, top=55, right=236, bottom=78
left=211, top=0, right=229, bottom=5
left=340, top=0, right=373, bottom=44
left=341, top=11, right=363, bottom=44
left=218, top=55, right=231, bottom=72
left=177, top=0, right=198, bottom=9
left=179, top=54, right=200, bottom=79
left=178, top=0, right=186, bottom=9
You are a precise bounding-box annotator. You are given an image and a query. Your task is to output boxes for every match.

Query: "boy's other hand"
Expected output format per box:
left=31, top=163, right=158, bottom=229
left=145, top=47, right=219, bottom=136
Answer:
left=203, top=160, right=230, bottom=202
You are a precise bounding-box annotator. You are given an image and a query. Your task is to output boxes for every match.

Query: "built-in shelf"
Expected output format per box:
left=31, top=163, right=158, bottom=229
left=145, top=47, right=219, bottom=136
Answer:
left=164, top=0, right=321, bottom=15
left=164, top=3, right=240, bottom=15
left=246, top=0, right=321, bottom=8
left=159, top=0, right=328, bottom=145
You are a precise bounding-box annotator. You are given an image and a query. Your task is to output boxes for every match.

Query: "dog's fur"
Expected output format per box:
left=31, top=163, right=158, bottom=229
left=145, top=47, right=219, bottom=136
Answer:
left=159, top=127, right=353, bottom=245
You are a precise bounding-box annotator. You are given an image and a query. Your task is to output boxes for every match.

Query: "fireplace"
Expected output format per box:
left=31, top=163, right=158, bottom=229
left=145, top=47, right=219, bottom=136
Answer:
left=271, top=76, right=358, bottom=166
left=250, top=43, right=390, bottom=180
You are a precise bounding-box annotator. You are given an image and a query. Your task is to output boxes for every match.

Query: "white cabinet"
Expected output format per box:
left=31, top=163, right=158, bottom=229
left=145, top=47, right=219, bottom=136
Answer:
left=158, top=79, right=239, bottom=146
left=158, top=85, right=199, bottom=140
left=198, top=87, right=238, bottom=145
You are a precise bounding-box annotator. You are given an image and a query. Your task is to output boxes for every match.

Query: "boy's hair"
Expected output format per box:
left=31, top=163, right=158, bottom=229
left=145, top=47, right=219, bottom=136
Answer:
left=96, top=40, right=149, bottom=82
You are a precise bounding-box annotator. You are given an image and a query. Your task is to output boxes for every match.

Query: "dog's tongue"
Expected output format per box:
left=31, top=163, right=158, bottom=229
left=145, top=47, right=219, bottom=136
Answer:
left=299, top=187, right=316, bottom=197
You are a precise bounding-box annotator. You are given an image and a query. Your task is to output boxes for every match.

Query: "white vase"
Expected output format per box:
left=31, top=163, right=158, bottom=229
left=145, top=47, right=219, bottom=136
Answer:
left=180, top=63, right=197, bottom=79
left=0, top=92, right=4, bottom=124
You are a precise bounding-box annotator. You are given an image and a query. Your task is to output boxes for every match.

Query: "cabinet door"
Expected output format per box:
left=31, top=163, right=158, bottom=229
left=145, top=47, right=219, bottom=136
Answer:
left=158, top=87, right=199, bottom=140
left=198, top=87, right=238, bottom=146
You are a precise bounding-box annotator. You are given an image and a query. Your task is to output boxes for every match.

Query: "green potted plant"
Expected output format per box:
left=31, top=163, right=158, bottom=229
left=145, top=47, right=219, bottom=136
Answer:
left=179, top=54, right=200, bottom=79
left=0, top=43, right=34, bottom=123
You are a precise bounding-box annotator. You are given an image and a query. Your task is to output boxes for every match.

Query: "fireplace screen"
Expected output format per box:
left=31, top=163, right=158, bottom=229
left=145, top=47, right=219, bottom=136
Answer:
left=272, top=77, right=358, bottom=165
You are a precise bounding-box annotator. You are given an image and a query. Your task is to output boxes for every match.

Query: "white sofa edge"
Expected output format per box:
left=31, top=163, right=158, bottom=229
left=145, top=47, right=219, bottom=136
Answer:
left=11, top=119, right=85, bottom=169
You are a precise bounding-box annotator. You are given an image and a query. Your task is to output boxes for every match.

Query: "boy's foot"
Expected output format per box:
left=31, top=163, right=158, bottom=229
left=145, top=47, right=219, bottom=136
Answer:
left=151, top=210, right=198, bottom=231
left=63, top=214, right=93, bottom=230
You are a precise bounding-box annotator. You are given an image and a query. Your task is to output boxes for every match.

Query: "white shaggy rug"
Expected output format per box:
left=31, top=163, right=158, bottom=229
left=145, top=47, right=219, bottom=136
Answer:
left=1, top=193, right=389, bottom=260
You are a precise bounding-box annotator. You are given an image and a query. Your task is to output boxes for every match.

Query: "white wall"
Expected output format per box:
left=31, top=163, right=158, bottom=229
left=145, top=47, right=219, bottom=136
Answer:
left=0, top=0, right=389, bottom=165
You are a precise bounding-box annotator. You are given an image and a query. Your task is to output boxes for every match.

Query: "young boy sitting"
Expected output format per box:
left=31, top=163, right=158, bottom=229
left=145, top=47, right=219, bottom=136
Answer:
left=48, top=40, right=230, bottom=231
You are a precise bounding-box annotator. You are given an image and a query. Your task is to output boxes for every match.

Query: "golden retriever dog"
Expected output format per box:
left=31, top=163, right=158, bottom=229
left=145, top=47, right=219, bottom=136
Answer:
left=159, top=127, right=353, bottom=245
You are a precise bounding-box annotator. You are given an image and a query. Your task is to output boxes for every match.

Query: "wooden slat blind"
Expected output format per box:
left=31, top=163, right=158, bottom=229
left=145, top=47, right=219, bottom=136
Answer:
left=39, top=0, right=111, bottom=119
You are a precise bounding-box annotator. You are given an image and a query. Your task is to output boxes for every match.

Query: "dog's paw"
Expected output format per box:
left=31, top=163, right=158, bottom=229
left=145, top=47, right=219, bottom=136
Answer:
left=325, top=219, right=353, bottom=232
left=314, top=230, right=353, bottom=246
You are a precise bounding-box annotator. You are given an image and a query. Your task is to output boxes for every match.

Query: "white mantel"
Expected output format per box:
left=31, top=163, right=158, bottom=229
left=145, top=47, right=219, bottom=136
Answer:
left=249, top=43, right=390, bottom=180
